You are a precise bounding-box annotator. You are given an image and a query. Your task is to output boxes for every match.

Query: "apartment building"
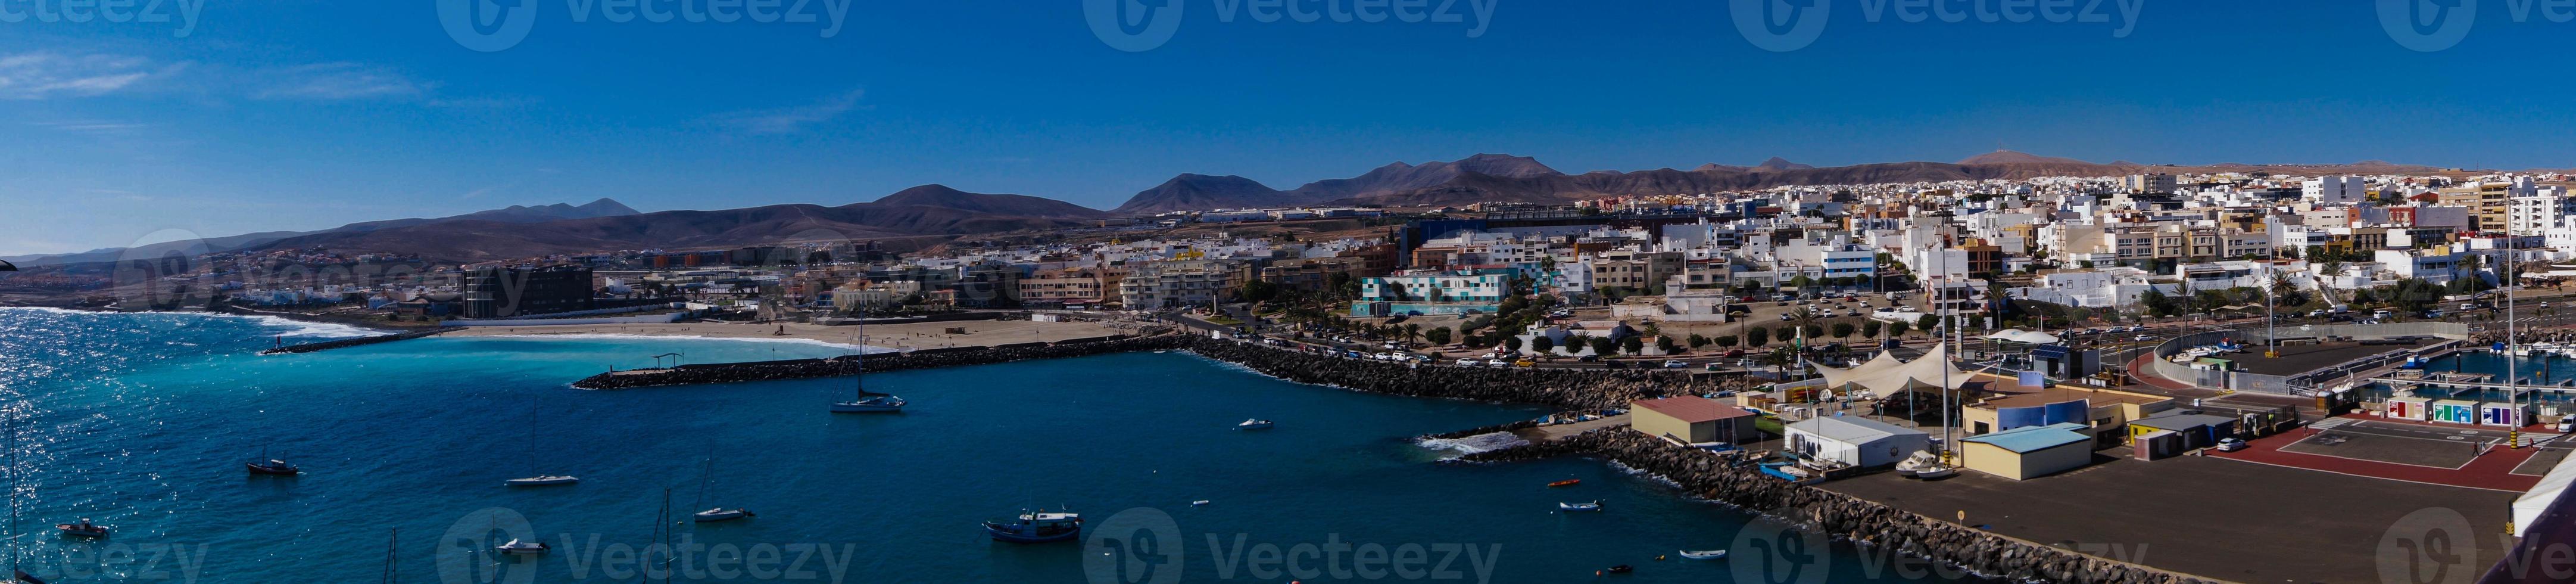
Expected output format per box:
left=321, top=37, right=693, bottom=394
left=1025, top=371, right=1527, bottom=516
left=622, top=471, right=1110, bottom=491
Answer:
left=1117, top=259, right=1245, bottom=310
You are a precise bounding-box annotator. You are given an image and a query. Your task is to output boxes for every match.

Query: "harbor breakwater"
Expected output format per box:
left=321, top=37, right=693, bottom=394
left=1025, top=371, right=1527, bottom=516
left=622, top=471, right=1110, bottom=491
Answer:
left=572, top=335, right=1754, bottom=411
left=259, top=328, right=448, bottom=355
left=1461, top=430, right=2212, bottom=584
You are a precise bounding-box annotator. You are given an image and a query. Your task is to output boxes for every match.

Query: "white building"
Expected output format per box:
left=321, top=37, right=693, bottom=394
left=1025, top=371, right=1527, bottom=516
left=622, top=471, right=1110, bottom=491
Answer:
left=2303, top=176, right=2369, bottom=205
left=1785, top=415, right=1932, bottom=468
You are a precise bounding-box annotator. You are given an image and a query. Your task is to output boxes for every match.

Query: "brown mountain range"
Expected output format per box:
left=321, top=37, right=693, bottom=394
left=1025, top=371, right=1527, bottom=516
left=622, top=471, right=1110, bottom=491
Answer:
left=74, top=151, right=2469, bottom=263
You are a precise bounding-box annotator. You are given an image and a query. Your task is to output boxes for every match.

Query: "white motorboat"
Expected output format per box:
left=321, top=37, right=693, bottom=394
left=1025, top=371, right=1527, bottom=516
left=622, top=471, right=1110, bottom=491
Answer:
left=1190, top=500, right=1211, bottom=507
left=1677, top=549, right=1728, bottom=560
left=1236, top=419, right=1274, bottom=430
left=1558, top=501, right=1603, bottom=512
left=1912, top=465, right=1956, bottom=480
left=495, top=539, right=550, bottom=555
left=693, top=508, right=754, bottom=523
left=504, top=476, right=581, bottom=487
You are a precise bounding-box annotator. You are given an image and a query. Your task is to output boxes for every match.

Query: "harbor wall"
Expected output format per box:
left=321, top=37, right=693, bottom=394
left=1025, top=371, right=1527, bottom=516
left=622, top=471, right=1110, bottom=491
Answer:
left=567, top=334, right=1761, bottom=412
left=1462, top=430, right=2213, bottom=584
left=259, top=328, right=450, bottom=355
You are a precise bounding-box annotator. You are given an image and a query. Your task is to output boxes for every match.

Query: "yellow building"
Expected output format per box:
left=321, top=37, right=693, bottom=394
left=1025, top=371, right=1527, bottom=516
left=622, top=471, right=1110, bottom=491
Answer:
left=1959, top=386, right=2174, bottom=445
left=1959, top=423, right=2096, bottom=480
left=1630, top=396, right=1760, bottom=445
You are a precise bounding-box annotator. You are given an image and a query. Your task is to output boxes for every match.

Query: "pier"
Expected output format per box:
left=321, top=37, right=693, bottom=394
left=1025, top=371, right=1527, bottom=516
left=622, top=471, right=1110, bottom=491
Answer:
left=259, top=328, right=450, bottom=355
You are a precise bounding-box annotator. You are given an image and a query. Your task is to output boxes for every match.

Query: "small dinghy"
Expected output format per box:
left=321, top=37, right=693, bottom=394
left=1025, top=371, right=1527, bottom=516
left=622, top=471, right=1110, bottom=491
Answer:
left=1558, top=501, right=1603, bottom=512
left=1235, top=419, right=1274, bottom=430
left=1677, top=549, right=1728, bottom=560
left=495, top=539, right=550, bottom=555
left=1547, top=479, right=1581, bottom=487
left=55, top=519, right=108, bottom=539
left=1605, top=564, right=1633, bottom=574
left=1190, top=500, right=1211, bottom=507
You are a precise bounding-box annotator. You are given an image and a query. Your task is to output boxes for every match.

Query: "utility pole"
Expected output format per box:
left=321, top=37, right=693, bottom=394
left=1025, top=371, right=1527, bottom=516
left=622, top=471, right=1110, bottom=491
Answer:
left=2266, top=244, right=2279, bottom=359
left=2510, top=234, right=2521, bottom=447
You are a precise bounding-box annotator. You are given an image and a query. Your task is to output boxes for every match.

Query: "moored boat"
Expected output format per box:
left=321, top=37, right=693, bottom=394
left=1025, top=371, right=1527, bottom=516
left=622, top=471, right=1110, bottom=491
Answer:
left=245, top=458, right=299, bottom=476
left=831, top=394, right=907, bottom=414
left=1558, top=501, right=1602, bottom=512
left=494, top=539, right=550, bottom=555
left=54, top=520, right=107, bottom=539
left=693, top=508, right=754, bottom=523
left=1235, top=419, right=1274, bottom=430
left=983, top=510, right=1083, bottom=543
left=505, top=476, right=581, bottom=487
left=1677, top=549, right=1727, bottom=560
left=1546, top=479, right=1581, bottom=487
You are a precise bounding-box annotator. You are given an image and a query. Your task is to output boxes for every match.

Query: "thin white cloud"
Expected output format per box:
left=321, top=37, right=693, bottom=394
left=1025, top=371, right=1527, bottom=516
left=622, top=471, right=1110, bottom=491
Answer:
left=0, top=52, right=182, bottom=99
left=254, top=63, right=427, bottom=100
left=707, top=89, right=868, bottom=135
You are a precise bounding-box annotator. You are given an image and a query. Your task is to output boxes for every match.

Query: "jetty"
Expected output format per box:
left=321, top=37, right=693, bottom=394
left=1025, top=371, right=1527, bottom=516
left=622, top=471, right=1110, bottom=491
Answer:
left=260, top=328, right=450, bottom=355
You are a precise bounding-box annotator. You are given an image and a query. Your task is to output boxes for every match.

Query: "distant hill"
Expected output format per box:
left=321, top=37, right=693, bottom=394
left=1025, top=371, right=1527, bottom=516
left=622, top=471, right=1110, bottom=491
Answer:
left=11, top=151, right=2487, bottom=265
left=3, top=198, right=645, bottom=267
left=1113, top=174, right=1291, bottom=215
left=244, top=187, right=1105, bottom=261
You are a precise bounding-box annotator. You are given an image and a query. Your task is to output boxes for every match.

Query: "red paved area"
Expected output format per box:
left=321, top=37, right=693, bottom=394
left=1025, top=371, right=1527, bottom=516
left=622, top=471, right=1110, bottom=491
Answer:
left=2205, top=414, right=2547, bottom=492
left=2125, top=353, right=2200, bottom=393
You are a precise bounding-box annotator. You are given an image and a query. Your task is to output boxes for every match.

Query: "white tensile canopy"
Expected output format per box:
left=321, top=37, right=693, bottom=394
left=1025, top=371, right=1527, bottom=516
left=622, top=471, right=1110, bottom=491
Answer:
left=1814, top=345, right=1969, bottom=396
left=1979, top=328, right=2062, bottom=345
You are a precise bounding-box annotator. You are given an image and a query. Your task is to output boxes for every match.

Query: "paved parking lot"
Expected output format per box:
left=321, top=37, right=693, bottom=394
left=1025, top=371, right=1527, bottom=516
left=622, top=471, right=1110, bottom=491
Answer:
left=1825, top=452, right=2516, bottom=584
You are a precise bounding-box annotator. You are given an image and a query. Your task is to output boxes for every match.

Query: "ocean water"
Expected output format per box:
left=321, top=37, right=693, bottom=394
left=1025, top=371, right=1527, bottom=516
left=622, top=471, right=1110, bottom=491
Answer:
left=0, top=308, right=1961, bottom=583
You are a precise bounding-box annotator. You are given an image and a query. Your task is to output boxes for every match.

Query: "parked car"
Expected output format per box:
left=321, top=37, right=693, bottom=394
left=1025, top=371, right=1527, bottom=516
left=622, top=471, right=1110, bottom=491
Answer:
left=2215, top=437, right=2248, bottom=452
left=1578, top=355, right=1601, bottom=362
left=2558, top=418, right=2574, bottom=433
left=1724, top=349, right=1747, bottom=358
left=1456, top=358, right=1481, bottom=366
left=1485, top=359, right=1510, bottom=366
left=1662, top=360, right=1688, bottom=368
left=1514, top=359, right=1537, bottom=368
left=2134, top=334, right=2153, bottom=341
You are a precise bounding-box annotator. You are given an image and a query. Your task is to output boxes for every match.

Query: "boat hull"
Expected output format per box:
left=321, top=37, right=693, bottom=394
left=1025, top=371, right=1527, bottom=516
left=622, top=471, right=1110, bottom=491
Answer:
left=55, top=525, right=108, bottom=539
left=831, top=399, right=906, bottom=413
left=505, top=476, right=581, bottom=487
left=245, top=462, right=299, bottom=476
left=983, top=523, right=1081, bottom=543
left=693, top=509, right=753, bottom=523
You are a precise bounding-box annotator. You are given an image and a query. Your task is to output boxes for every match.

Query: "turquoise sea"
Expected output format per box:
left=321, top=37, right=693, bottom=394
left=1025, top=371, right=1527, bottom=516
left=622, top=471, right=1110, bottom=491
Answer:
left=0, top=308, right=1965, bottom=583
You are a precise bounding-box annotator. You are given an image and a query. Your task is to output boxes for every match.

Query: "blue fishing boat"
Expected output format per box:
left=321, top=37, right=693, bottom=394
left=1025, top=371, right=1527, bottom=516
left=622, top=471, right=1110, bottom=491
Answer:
left=983, top=510, right=1082, bottom=543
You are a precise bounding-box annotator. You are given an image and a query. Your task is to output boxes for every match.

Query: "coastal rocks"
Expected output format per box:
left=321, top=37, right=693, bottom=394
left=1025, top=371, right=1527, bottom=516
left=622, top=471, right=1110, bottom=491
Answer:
left=568, top=336, right=1188, bottom=389
left=1174, top=337, right=1732, bottom=411
left=1461, top=430, right=2212, bottom=584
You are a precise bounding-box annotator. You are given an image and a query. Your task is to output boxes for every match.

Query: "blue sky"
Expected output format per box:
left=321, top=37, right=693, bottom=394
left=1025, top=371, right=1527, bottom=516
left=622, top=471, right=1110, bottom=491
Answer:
left=5, top=1, right=2573, bottom=256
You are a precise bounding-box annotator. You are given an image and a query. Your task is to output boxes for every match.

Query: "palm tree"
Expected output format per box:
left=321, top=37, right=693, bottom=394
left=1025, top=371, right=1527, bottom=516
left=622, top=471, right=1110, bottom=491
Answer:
left=1404, top=324, right=1423, bottom=345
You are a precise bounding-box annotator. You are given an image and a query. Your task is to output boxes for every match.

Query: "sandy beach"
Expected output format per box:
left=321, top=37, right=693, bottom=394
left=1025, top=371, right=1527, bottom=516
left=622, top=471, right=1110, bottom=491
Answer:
left=444, top=318, right=1147, bottom=350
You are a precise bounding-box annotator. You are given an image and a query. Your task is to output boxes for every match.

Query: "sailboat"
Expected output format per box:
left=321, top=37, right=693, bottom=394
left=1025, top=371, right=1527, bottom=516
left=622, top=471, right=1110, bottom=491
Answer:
left=503, top=398, right=579, bottom=487
left=830, top=336, right=904, bottom=413
left=690, top=456, right=753, bottom=523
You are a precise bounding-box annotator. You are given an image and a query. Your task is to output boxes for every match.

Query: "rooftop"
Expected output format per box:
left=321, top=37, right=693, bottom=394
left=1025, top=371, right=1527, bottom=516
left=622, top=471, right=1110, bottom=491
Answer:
left=1961, top=422, right=2092, bottom=453
left=1632, top=396, right=1755, bottom=423
left=1974, top=386, right=2171, bottom=411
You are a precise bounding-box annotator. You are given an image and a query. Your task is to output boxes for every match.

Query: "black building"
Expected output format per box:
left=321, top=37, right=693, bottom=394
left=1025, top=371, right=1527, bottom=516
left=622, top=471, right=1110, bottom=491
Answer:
left=463, top=266, right=596, bottom=318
